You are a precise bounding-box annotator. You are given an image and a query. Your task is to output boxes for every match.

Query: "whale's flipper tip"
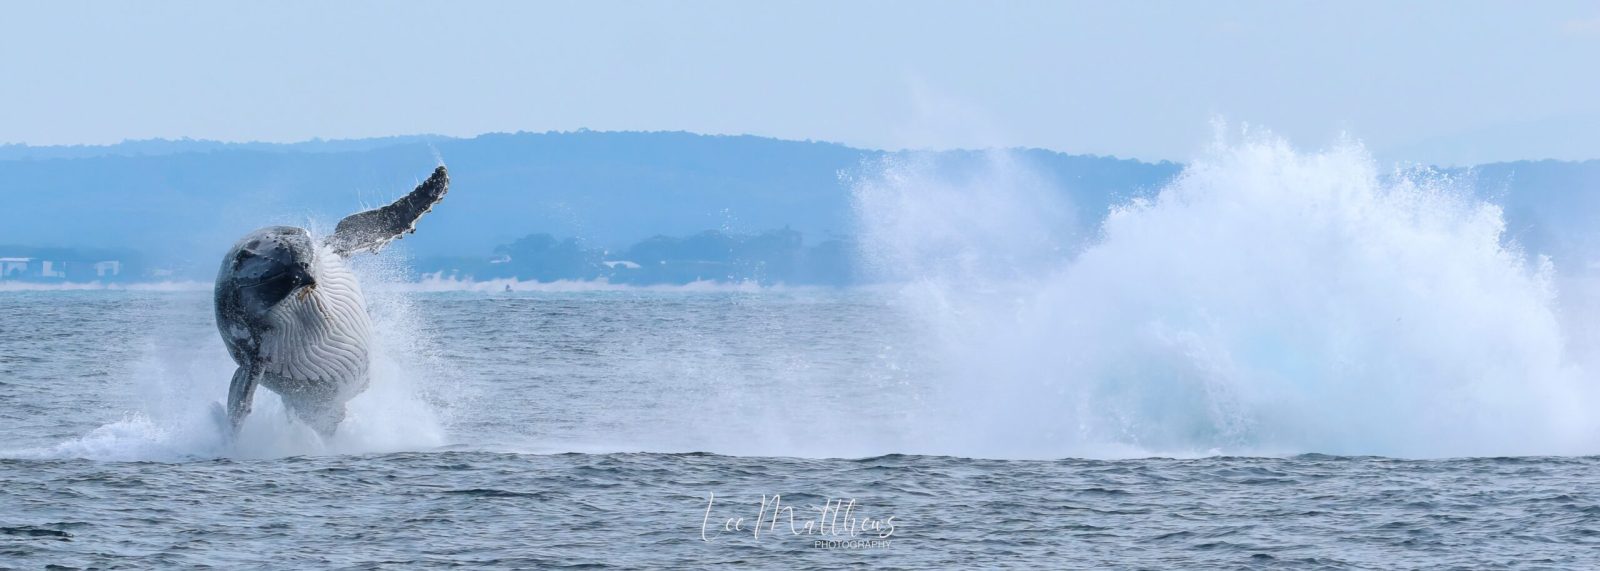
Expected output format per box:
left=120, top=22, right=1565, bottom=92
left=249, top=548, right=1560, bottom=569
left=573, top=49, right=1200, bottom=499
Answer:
left=326, top=166, right=450, bottom=256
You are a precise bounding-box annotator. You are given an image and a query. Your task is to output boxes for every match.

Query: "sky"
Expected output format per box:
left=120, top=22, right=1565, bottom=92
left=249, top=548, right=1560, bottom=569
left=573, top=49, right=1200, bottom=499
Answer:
left=1, top=1, right=1597, bottom=165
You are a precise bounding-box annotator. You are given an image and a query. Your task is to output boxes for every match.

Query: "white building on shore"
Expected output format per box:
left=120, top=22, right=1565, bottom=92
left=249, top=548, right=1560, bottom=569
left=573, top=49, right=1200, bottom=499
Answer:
left=0, top=257, right=30, bottom=278
left=0, top=257, right=123, bottom=280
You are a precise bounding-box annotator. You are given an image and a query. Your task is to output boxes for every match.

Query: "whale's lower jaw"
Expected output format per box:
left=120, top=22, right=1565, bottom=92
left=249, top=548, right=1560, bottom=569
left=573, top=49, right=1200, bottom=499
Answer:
left=256, top=248, right=373, bottom=403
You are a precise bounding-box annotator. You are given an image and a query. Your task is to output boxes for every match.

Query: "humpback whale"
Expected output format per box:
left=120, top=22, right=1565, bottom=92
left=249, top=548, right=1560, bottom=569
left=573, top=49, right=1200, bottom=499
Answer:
left=214, top=166, right=449, bottom=437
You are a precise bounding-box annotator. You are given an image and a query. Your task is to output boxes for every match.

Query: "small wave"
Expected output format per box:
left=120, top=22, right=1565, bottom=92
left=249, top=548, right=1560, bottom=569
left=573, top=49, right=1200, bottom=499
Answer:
left=442, top=488, right=553, bottom=499
left=0, top=526, right=72, bottom=540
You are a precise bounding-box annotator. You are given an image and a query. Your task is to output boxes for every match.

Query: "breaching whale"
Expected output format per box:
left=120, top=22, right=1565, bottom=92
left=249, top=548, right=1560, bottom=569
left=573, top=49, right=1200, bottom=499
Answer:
left=214, top=166, right=449, bottom=437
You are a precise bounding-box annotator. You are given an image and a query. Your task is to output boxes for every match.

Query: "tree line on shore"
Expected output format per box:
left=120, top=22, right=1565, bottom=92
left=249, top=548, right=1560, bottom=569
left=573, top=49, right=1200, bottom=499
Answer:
left=416, top=228, right=858, bottom=286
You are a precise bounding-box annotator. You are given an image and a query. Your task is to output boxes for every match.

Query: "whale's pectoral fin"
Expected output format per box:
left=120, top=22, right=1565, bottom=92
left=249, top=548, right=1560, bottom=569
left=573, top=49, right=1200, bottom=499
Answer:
left=227, top=363, right=261, bottom=435
left=325, top=166, right=450, bottom=257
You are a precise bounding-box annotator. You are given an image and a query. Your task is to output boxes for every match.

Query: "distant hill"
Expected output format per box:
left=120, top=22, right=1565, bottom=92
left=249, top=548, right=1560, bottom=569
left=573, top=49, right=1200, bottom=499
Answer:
left=0, top=131, right=1181, bottom=280
left=0, top=135, right=456, bottom=161
left=1470, top=159, right=1600, bottom=273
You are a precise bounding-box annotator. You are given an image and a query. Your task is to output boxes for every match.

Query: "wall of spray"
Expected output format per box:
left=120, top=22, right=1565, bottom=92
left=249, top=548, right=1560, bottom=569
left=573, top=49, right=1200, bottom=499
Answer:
left=855, top=130, right=1600, bottom=458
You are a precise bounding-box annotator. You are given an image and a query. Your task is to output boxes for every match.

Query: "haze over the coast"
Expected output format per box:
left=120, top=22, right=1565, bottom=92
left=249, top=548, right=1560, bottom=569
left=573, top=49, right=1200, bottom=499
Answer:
left=2, top=1, right=1598, bottom=165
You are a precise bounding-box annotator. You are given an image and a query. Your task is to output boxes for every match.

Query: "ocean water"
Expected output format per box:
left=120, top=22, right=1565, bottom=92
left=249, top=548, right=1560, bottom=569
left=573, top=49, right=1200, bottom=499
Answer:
left=2, top=290, right=1599, bottom=569
left=6, top=135, right=1600, bottom=568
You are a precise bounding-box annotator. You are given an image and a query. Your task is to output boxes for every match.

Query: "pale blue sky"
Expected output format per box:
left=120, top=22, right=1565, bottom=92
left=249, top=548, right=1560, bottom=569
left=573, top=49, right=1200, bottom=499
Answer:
left=2, top=1, right=1597, bottom=164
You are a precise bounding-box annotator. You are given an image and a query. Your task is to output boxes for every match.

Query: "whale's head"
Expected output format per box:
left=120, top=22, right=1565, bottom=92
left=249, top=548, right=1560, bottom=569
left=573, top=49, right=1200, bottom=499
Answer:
left=218, top=226, right=318, bottom=320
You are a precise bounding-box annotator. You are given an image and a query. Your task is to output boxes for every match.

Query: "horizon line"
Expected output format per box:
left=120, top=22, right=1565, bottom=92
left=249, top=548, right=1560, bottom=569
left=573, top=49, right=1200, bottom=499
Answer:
left=0, top=129, right=1182, bottom=165
left=4, top=129, right=1596, bottom=168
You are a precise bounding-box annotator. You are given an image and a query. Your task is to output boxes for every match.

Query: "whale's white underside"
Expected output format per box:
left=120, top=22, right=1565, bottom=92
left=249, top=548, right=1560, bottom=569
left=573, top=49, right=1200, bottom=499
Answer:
left=258, top=247, right=371, bottom=398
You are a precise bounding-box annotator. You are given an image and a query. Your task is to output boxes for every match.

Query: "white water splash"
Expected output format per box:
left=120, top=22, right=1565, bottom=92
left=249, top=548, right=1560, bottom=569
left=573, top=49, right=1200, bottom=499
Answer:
left=857, top=130, right=1600, bottom=458
left=25, top=249, right=455, bottom=462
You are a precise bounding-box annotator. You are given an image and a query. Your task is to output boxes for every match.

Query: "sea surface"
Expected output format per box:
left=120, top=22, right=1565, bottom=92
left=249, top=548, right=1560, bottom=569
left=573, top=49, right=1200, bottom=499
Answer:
left=3, top=289, right=1600, bottom=569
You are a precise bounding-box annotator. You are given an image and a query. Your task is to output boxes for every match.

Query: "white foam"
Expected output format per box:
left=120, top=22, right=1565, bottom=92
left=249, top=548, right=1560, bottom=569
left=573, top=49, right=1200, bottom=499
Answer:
left=856, top=128, right=1600, bottom=459
left=21, top=253, right=455, bottom=462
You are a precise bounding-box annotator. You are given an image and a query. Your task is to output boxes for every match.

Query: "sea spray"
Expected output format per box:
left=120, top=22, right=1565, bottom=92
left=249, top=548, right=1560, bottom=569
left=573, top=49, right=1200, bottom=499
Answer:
left=852, top=150, right=1077, bottom=284
left=27, top=242, right=459, bottom=461
left=21, top=132, right=1600, bottom=463
left=856, top=132, right=1599, bottom=458
left=229, top=241, right=459, bottom=458
left=337, top=246, right=461, bottom=453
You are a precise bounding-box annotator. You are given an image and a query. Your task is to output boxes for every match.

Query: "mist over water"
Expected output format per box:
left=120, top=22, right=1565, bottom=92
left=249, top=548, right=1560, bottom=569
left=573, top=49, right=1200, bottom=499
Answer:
left=856, top=132, right=1600, bottom=458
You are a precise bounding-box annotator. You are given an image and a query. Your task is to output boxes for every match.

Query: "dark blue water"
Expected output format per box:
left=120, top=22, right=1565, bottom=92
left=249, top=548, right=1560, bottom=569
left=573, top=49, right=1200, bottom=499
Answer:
left=3, top=290, right=1599, bottom=568
left=5, top=452, right=1600, bottom=568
